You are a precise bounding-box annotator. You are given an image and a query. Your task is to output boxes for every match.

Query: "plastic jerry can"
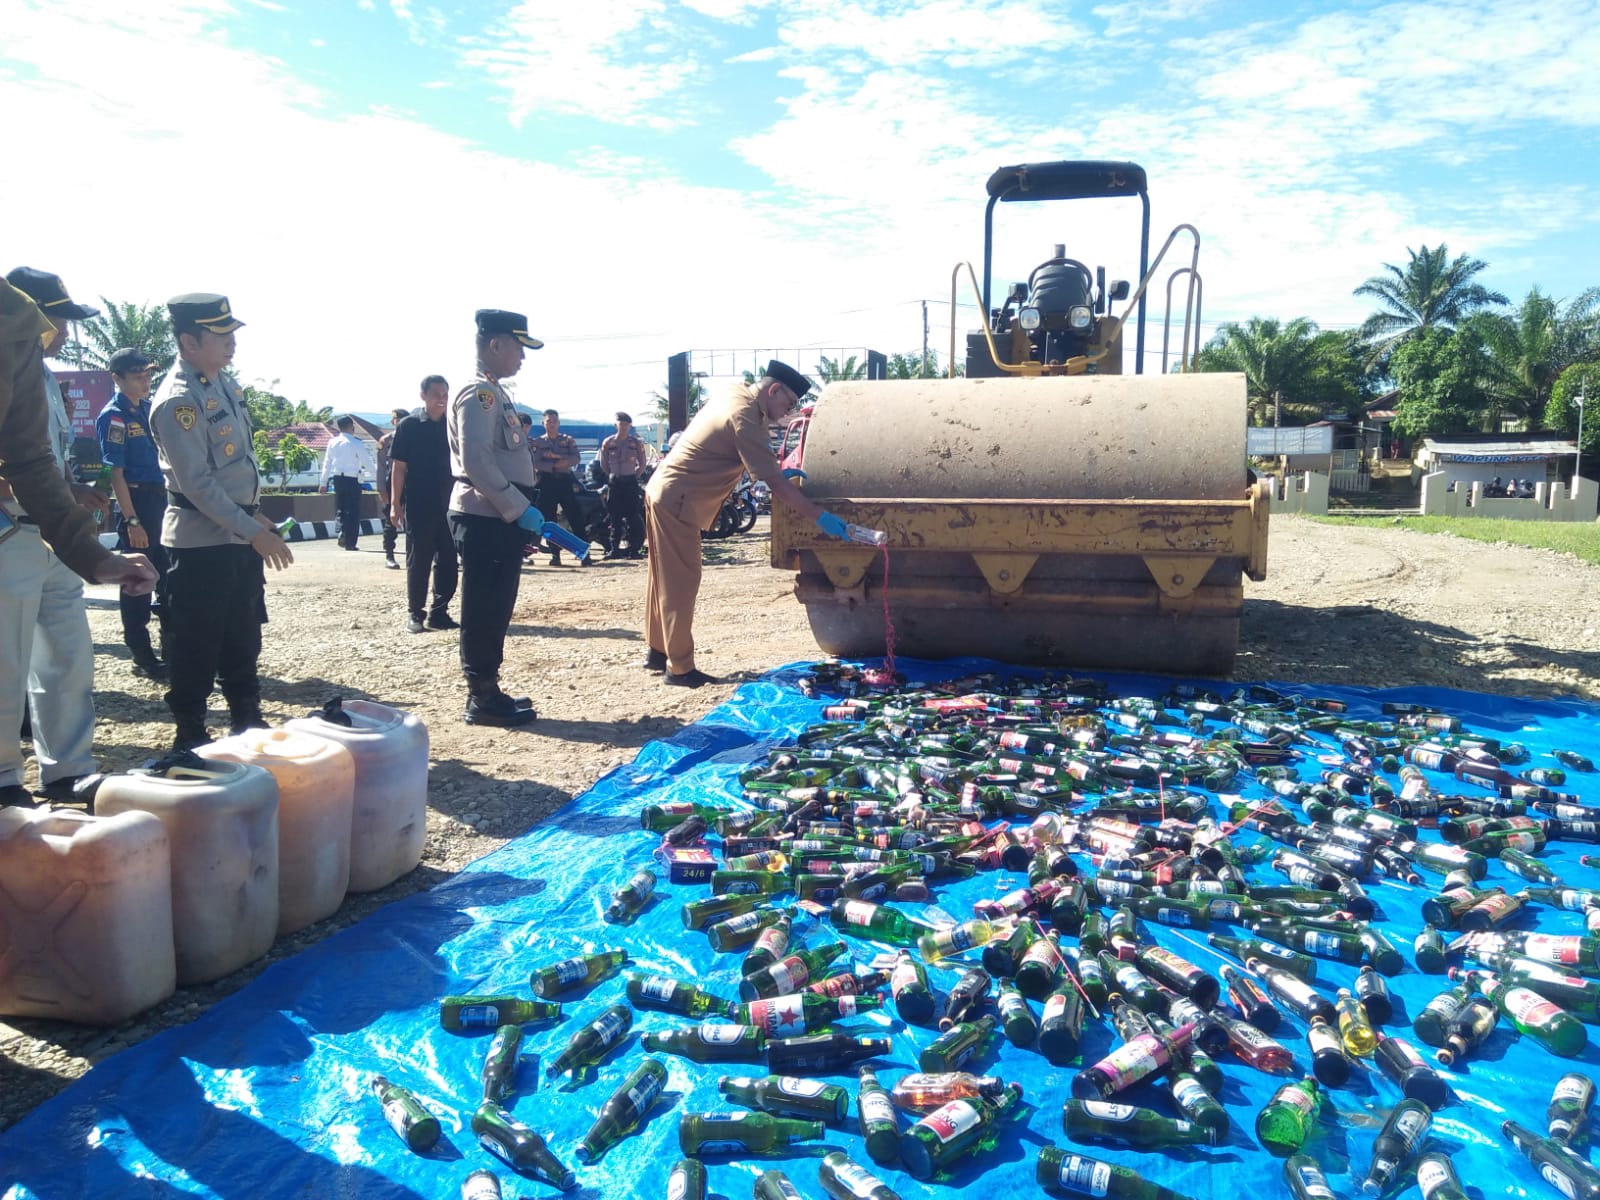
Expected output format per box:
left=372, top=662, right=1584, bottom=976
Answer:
left=286, top=699, right=428, bottom=892
left=199, top=729, right=355, bottom=935
left=0, top=807, right=177, bottom=1025
left=93, top=757, right=280, bottom=986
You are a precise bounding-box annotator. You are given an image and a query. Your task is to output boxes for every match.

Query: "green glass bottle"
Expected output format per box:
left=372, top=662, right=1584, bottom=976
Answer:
left=1471, top=968, right=1588, bottom=1057
left=1037, top=1148, right=1198, bottom=1200
left=371, top=1074, right=441, bottom=1152
left=1249, top=918, right=1365, bottom=965
left=740, top=943, right=849, bottom=1001
left=640, top=1023, right=767, bottom=1064
left=1208, top=933, right=1318, bottom=981
left=626, top=973, right=734, bottom=1018
left=1548, top=1072, right=1596, bottom=1143
left=819, top=1151, right=902, bottom=1200
left=1415, top=1151, right=1469, bottom=1200
left=1255, top=1076, right=1320, bottom=1157
left=767, top=1032, right=890, bottom=1075
left=1039, top=980, right=1087, bottom=1066
left=711, top=869, right=790, bottom=896
left=1063, top=1099, right=1217, bottom=1149
left=899, top=1082, right=1023, bottom=1181
left=918, top=917, right=1001, bottom=965
left=1168, top=1068, right=1229, bottom=1135
left=731, top=990, right=881, bottom=1038
left=546, top=1003, right=632, bottom=1078
left=718, top=1073, right=849, bottom=1123
left=1283, top=1155, right=1340, bottom=1200
left=1413, top=979, right=1475, bottom=1047
left=889, top=949, right=936, bottom=1025
left=683, top=892, right=765, bottom=932
left=1360, top=1098, right=1431, bottom=1194
left=480, top=1023, right=523, bottom=1102
left=471, top=1102, right=577, bottom=1191
left=641, top=801, right=727, bottom=832
left=829, top=898, right=932, bottom=946
left=856, top=1064, right=901, bottom=1165
left=1360, top=925, right=1406, bottom=977
left=754, top=1171, right=807, bottom=1200
left=919, top=1014, right=998, bottom=1074
left=666, top=1157, right=709, bottom=1200
left=738, top=910, right=797, bottom=972
left=577, top=1057, right=668, bottom=1162
left=1503, top=1119, right=1600, bottom=1200
left=439, top=995, right=561, bottom=1033
left=461, top=1168, right=502, bottom=1200
left=1414, top=925, right=1450, bottom=974
left=677, top=1110, right=824, bottom=1156
left=1435, top=996, right=1499, bottom=1067
left=1015, top=930, right=1066, bottom=1000
left=604, top=866, right=657, bottom=924
left=997, top=978, right=1039, bottom=1047
left=530, top=949, right=629, bottom=998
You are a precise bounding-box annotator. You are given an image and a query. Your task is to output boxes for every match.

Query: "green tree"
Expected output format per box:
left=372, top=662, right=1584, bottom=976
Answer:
left=292, top=398, right=334, bottom=423
left=1353, top=244, right=1507, bottom=369
left=239, top=380, right=294, bottom=431
left=651, top=374, right=706, bottom=424
left=1543, top=362, right=1600, bottom=462
left=58, top=298, right=176, bottom=375
left=252, top=431, right=316, bottom=485
left=1389, top=325, right=1493, bottom=439
left=1193, top=316, right=1346, bottom=424
left=814, top=355, right=865, bottom=382
left=886, top=350, right=959, bottom=379
left=1476, top=287, right=1600, bottom=430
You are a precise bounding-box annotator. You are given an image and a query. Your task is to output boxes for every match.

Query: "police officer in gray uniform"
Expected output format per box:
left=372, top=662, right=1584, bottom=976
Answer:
left=149, top=293, right=294, bottom=750
left=448, top=308, right=544, bottom=727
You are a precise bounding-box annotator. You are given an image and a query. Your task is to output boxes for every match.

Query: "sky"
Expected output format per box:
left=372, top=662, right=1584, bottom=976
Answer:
left=4, top=0, right=1598, bottom=422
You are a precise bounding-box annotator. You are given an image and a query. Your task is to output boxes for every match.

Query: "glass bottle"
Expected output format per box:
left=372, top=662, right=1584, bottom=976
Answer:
left=546, top=1004, right=632, bottom=1078
left=919, top=1015, right=998, bottom=1074
left=439, top=995, right=561, bottom=1033
left=1413, top=925, right=1449, bottom=974
left=683, top=892, right=766, bottom=932
left=1039, top=980, right=1088, bottom=1067
left=939, top=967, right=992, bottom=1032
left=640, top=1023, right=767, bottom=1064
left=677, top=1110, right=824, bottom=1156
left=1503, top=1120, right=1600, bottom=1200
left=1168, top=1067, right=1229, bottom=1135
left=1372, top=1034, right=1448, bottom=1110
left=818, top=1151, right=902, bottom=1200
left=719, top=1073, right=849, bottom=1124
left=578, top=1057, right=668, bottom=1162
left=997, top=978, right=1039, bottom=1047
left=471, top=1102, right=577, bottom=1190
left=1354, top=965, right=1393, bottom=1025
left=627, top=974, right=735, bottom=1018
left=1415, top=1151, right=1469, bottom=1200
left=1071, top=1021, right=1197, bottom=1100
left=531, top=949, right=629, bottom=998
left=829, top=898, right=931, bottom=946
left=1135, top=945, right=1219, bottom=1009
left=1306, top=1015, right=1351, bottom=1087
left=1470, top=968, right=1587, bottom=1057
left=604, top=866, right=657, bottom=924
left=1216, top=1013, right=1295, bottom=1073
left=371, top=1074, right=441, bottom=1152
left=1335, top=989, right=1378, bottom=1056
left=1036, top=1148, right=1199, bottom=1200
left=480, top=1023, right=524, bottom=1102
left=1549, top=1072, right=1597, bottom=1143
left=768, top=1032, right=891, bottom=1075
left=890, top=1071, right=1007, bottom=1113
left=889, top=950, right=936, bottom=1025
left=1063, top=1099, right=1217, bottom=1149
left=1220, top=965, right=1281, bottom=1032
left=739, top=943, right=849, bottom=1001
left=666, top=1158, right=709, bottom=1200
left=753, top=1170, right=806, bottom=1200
left=1248, top=959, right=1337, bottom=1025
left=1360, top=1098, right=1431, bottom=1194
left=1283, top=1154, right=1340, bottom=1200
left=899, top=1082, right=1023, bottom=1181
left=1016, top=930, right=1067, bottom=999
left=1435, top=996, right=1499, bottom=1067
left=855, top=1064, right=901, bottom=1165
left=1208, top=933, right=1318, bottom=981
left=462, top=1169, right=503, bottom=1200
left=1256, top=1076, right=1320, bottom=1157
left=731, top=991, right=881, bottom=1038
left=1249, top=918, right=1365, bottom=965
left=737, top=910, right=796, bottom=972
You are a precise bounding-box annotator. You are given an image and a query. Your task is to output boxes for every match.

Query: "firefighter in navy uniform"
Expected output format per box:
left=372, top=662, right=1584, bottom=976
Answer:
left=149, top=293, right=294, bottom=751
left=96, top=347, right=169, bottom=679
left=447, top=308, right=544, bottom=727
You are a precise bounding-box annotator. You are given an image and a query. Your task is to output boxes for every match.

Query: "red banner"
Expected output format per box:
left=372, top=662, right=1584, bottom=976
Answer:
left=54, top=369, right=115, bottom=439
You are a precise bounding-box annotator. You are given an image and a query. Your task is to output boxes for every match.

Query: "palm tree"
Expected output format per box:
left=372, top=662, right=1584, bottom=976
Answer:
left=815, top=355, right=865, bottom=383
left=1353, top=244, right=1507, bottom=368
left=1480, top=286, right=1600, bottom=430
left=1193, top=316, right=1326, bottom=425
left=651, top=375, right=705, bottom=424
left=62, top=298, right=176, bottom=375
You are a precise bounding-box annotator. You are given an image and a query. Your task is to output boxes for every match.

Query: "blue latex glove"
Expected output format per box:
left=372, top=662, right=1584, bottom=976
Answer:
left=516, top=506, right=544, bottom=532
left=782, top=468, right=807, bottom=481
left=816, top=511, right=849, bottom=540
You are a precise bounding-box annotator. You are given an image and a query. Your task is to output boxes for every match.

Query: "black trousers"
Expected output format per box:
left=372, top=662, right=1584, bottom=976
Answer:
left=536, top=473, right=587, bottom=549
left=332, top=475, right=362, bottom=547
left=449, top=513, right=523, bottom=687
left=162, top=542, right=266, bottom=732
left=405, top=506, right=458, bottom=620
left=117, top=482, right=169, bottom=656
left=381, top=508, right=398, bottom=556
left=607, top=475, right=644, bottom=553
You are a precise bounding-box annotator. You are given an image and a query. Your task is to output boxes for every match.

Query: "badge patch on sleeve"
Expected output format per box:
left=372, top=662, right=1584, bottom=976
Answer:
left=175, top=405, right=198, bottom=431
left=477, top=387, right=497, bottom=412
left=107, top=422, right=126, bottom=444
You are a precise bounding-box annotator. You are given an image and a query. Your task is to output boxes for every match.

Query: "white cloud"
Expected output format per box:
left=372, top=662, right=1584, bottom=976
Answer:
left=779, top=0, right=1088, bottom=70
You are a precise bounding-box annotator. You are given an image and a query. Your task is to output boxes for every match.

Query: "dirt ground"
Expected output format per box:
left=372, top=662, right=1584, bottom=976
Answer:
left=2, top=513, right=1598, bottom=1130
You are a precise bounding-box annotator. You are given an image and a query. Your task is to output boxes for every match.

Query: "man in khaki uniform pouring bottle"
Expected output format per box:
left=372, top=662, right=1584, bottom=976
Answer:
left=641, top=359, right=854, bottom=688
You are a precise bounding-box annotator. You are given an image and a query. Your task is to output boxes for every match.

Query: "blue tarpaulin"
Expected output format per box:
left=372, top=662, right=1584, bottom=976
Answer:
left=3, top=659, right=1600, bottom=1200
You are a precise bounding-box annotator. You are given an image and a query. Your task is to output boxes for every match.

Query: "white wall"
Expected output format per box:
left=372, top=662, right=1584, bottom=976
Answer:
left=1420, top=472, right=1598, bottom=521
left=1262, top=472, right=1329, bottom=516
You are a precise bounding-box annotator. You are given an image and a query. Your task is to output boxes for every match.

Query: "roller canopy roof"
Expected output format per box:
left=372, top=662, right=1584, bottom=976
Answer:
left=985, top=160, right=1148, bottom=202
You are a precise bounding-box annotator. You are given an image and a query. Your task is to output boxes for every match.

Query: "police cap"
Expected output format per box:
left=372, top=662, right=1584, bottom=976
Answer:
left=168, top=293, right=244, bottom=334
left=764, top=359, right=814, bottom=399
left=475, top=309, right=543, bottom=349
left=108, top=347, right=154, bottom=375
left=6, top=266, right=101, bottom=321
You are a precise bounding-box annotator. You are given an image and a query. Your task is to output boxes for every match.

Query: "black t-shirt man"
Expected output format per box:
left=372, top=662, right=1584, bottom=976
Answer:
left=390, top=413, right=450, bottom=516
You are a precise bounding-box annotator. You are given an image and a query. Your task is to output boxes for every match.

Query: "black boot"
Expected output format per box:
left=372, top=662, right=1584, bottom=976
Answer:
left=172, top=719, right=211, bottom=752
left=464, top=680, right=536, bottom=727
left=226, top=696, right=269, bottom=736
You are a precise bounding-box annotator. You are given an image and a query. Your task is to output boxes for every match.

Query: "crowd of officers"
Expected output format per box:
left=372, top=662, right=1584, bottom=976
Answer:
left=0, top=280, right=857, bottom=798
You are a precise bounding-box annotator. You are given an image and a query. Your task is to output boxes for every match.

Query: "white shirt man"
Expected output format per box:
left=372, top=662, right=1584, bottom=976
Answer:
left=320, top=417, right=376, bottom=550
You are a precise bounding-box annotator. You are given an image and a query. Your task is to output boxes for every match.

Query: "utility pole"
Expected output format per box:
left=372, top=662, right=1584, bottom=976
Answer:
left=1577, top=375, right=1588, bottom=485
left=922, top=300, right=930, bottom=378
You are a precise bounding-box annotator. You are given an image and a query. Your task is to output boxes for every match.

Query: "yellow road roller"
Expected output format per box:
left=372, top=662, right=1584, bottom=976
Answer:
left=771, top=160, right=1269, bottom=675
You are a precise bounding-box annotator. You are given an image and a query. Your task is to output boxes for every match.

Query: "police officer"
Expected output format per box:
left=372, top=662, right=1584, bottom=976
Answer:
left=149, top=293, right=293, bottom=751
left=447, top=309, right=544, bottom=727
left=531, top=408, right=588, bottom=567
left=598, top=411, right=648, bottom=557
left=96, top=347, right=169, bottom=679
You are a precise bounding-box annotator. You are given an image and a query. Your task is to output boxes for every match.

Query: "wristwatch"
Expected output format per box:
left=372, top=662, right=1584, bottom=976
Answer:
left=127, top=517, right=141, bottom=526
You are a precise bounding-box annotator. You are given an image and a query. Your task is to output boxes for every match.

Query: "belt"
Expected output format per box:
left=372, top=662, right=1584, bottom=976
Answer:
left=169, top=491, right=258, bottom=516
left=127, top=481, right=166, bottom=491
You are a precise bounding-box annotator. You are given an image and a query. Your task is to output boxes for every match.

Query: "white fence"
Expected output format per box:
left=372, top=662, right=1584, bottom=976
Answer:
left=1419, top=472, right=1599, bottom=521
left=1261, top=472, right=1330, bottom=516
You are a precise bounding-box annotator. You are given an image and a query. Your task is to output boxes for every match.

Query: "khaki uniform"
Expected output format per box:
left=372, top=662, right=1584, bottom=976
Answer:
left=149, top=362, right=262, bottom=547
left=0, top=280, right=110, bottom=582
left=643, top=381, right=783, bottom=673
left=448, top=373, right=535, bottom=520
left=530, top=430, right=578, bottom=474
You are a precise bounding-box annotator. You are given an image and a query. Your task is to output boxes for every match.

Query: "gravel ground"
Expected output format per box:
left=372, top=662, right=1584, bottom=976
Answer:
left=2, top=513, right=1598, bottom=1130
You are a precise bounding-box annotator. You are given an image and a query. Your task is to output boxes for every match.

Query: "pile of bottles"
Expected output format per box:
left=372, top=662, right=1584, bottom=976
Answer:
left=375, top=663, right=1600, bottom=1199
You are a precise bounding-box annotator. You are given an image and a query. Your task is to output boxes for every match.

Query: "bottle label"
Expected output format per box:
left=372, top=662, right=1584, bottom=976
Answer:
left=1096, top=1034, right=1162, bottom=1088
left=829, top=1158, right=881, bottom=1197
left=698, top=1024, right=749, bottom=1045
left=1080, top=1101, right=1137, bottom=1120
left=891, top=957, right=923, bottom=994
left=1542, top=1165, right=1579, bottom=1200
left=380, top=1097, right=414, bottom=1137
left=454, top=1004, right=501, bottom=1029
left=946, top=924, right=976, bottom=952
left=775, top=1076, right=828, bottom=1099
left=479, top=1132, right=515, bottom=1166
left=1525, top=935, right=1584, bottom=965
left=1155, top=907, right=1192, bottom=926
left=1044, top=993, right=1068, bottom=1022
left=693, top=1141, right=747, bottom=1155
left=1304, top=932, right=1345, bottom=955
left=1259, top=942, right=1298, bottom=962
left=593, top=1009, right=629, bottom=1044
left=1058, top=1155, right=1113, bottom=1197
left=625, top=1072, right=666, bottom=1113
left=843, top=900, right=877, bottom=926
left=553, top=957, right=588, bottom=985
left=1505, top=986, right=1563, bottom=1027
left=463, top=1173, right=503, bottom=1200
left=1278, top=1085, right=1316, bottom=1116
left=1392, top=1105, right=1430, bottom=1147
left=750, top=994, right=808, bottom=1036
left=1416, top=1159, right=1451, bottom=1198
left=921, top=1100, right=982, bottom=1143
left=1555, top=1075, right=1592, bottom=1102
left=641, top=977, right=678, bottom=1004
left=1293, top=1164, right=1336, bottom=1200
left=767, top=959, right=806, bottom=993
left=1173, top=1075, right=1209, bottom=1109
left=860, top=1088, right=895, bottom=1125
